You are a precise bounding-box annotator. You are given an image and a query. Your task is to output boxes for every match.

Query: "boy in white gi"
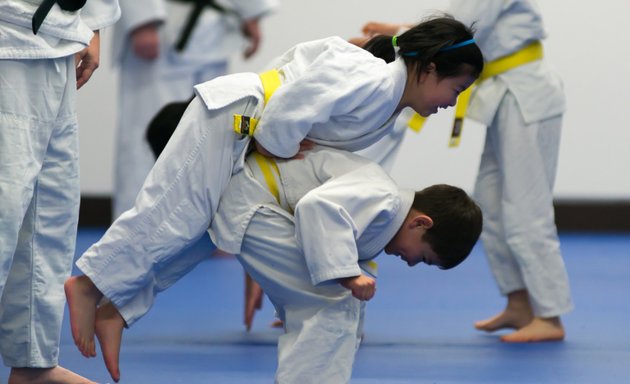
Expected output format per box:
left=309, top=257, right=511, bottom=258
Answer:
left=65, top=15, right=485, bottom=362
left=67, top=145, right=482, bottom=382
left=357, top=0, right=572, bottom=343
left=0, top=1, right=120, bottom=383
left=112, top=0, right=278, bottom=219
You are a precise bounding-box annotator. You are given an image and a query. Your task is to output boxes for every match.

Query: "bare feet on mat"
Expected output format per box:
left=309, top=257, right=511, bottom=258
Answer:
left=64, top=275, right=103, bottom=358
left=500, top=316, right=565, bottom=343
left=8, top=366, right=95, bottom=384
left=95, top=302, right=126, bottom=382
left=475, top=289, right=534, bottom=332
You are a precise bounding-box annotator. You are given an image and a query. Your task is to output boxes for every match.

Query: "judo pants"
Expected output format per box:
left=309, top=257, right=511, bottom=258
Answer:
left=77, top=97, right=250, bottom=324
left=474, top=92, right=573, bottom=317
left=238, top=207, right=363, bottom=384
left=0, top=57, right=79, bottom=367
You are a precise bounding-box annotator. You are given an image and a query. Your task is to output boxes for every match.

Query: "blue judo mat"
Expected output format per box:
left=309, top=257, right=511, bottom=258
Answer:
left=1, top=229, right=629, bottom=383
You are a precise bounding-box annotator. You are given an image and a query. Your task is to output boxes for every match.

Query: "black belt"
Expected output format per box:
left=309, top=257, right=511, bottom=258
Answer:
left=32, top=0, right=87, bottom=34
left=169, top=0, right=235, bottom=52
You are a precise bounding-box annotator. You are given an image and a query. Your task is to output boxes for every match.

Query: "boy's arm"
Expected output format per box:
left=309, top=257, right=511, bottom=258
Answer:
left=293, top=162, right=399, bottom=287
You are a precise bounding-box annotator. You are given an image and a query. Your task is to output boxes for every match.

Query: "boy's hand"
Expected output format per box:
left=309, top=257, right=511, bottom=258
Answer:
left=339, top=275, right=376, bottom=301
left=254, top=139, right=315, bottom=160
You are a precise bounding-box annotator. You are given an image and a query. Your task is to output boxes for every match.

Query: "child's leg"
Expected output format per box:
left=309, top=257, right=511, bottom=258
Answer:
left=238, top=208, right=361, bottom=383
left=68, top=98, right=250, bottom=355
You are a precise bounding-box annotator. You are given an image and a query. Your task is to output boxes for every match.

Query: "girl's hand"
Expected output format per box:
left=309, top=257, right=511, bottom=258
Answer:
left=339, top=275, right=376, bottom=301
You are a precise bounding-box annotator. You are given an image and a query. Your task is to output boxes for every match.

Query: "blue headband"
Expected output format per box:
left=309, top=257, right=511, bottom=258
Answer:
left=400, top=38, right=476, bottom=57
left=439, top=38, right=476, bottom=52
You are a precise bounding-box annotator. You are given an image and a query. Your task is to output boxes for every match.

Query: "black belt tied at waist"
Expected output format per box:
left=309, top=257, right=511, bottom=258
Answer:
left=32, top=0, right=86, bottom=34
left=168, top=0, right=237, bottom=52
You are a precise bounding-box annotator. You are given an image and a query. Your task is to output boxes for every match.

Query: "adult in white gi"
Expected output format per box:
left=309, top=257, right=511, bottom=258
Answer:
left=446, top=0, right=573, bottom=342
left=112, top=0, right=278, bottom=219
left=0, top=0, right=120, bottom=382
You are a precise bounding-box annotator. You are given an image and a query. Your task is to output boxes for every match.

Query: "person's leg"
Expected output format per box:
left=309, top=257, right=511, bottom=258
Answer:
left=238, top=208, right=361, bottom=383
left=66, top=97, right=250, bottom=356
left=0, top=56, right=93, bottom=383
left=480, top=92, right=572, bottom=342
left=473, top=113, right=533, bottom=332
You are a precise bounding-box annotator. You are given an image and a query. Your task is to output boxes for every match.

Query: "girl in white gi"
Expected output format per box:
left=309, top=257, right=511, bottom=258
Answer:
left=358, top=0, right=573, bottom=343
left=68, top=145, right=483, bottom=383
left=112, top=0, right=278, bottom=219
left=65, top=15, right=484, bottom=363
left=0, top=0, right=120, bottom=382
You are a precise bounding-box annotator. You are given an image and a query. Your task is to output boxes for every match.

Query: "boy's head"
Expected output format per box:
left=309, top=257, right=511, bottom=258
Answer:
left=384, top=184, right=482, bottom=269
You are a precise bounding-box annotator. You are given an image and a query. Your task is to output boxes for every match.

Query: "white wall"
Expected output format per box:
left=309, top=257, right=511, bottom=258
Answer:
left=77, top=0, right=630, bottom=200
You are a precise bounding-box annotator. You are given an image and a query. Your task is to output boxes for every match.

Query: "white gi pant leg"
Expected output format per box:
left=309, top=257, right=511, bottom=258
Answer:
left=114, top=44, right=227, bottom=218
left=77, top=98, right=250, bottom=315
left=238, top=207, right=362, bottom=384
left=0, top=57, right=79, bottom=367
left=474, top=92, right=573, bottom=317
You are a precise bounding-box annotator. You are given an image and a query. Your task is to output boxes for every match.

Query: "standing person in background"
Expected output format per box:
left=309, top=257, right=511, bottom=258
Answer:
left=112, top=0, right=278, bottom=219
left=359, top=0, right=573, bottom=343
left=0, top=0, right=120, bottom=382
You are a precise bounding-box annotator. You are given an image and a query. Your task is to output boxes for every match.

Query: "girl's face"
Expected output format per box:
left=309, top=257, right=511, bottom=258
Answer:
left=402, top=64, right=477, bottom=117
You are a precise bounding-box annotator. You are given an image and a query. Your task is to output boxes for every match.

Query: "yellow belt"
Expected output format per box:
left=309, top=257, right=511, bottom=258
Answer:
left=234, top=70, right=285, bottom=208
left=233, top=69, right=282, bottom=136
left=408, top=41, right=544, bottom=147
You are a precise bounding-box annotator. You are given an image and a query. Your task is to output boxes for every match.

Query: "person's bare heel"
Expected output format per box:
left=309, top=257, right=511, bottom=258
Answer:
left=500, top=316, right=565, bottom=343
left=9, top=366, right=95, bottom=384
left=64, top=275, right=103, bottom=357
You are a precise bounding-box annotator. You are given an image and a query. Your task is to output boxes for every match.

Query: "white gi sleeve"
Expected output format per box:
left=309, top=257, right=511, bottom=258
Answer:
left=80, top=0, right=121, bottom=30
left=81, top=0, right=120, bottom=31
left=119, top=0, right=167, bottom=35
left=224, top=0, right=278, bottom=20
left=447, top=0, right=502, bottom=46
left=252, top=40, right=393, bottom=158
left=293, top=163, right=400, bottom=286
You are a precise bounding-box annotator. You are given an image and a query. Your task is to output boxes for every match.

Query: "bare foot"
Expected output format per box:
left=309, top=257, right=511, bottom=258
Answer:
left=65, top=275, right=104, bottom=358
left=95, top=302, right=126, bottom=383
left=474, top=309, right=533, bottom=332
left=500, top=316, right=565, bottom=343
left=9, top=366, right=95, bottom=384
left=475, top=289, right=534, bottom=332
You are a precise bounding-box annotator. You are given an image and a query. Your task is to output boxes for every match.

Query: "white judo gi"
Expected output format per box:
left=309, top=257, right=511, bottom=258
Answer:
left=76, top=36, right=409, bottom=322
left=112, top=0, right=278, bottom=218
left=211, top=146, right=414, bottom=383
left=448, top=0, right=573, bottom=317
left=0, top=0, right=120, bottom=367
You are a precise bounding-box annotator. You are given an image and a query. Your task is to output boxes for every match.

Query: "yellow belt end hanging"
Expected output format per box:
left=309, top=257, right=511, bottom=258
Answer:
left=234, top=114, right=258, bottom=136
left=259, top=69, right=282, bottom=106
left=448, top=86, right=473, bottom=148
left=407, top=112, right=427, bottom=133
